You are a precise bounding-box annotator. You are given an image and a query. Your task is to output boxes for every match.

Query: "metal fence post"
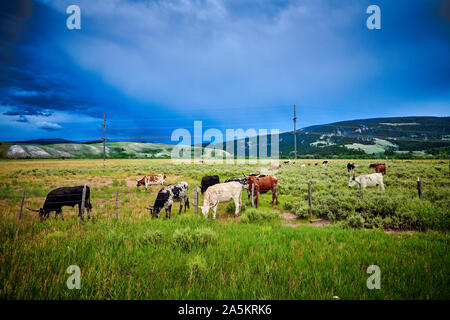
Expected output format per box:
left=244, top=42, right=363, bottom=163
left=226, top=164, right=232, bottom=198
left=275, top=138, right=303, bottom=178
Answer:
left=80, top=184, right=86, bottom=222
left=19, top=190, right=26, bottom=220
left=308, top=182, right=312, bottom=217
left=115, top=188, right=119, bottom=218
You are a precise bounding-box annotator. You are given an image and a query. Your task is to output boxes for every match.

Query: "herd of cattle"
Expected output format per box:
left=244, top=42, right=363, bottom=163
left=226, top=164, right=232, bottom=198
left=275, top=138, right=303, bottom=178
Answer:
left=28, top=162, right=388, bottom=221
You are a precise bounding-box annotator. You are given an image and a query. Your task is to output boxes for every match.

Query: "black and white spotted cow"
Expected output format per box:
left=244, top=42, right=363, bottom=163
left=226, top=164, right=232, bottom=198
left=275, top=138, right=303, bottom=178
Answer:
left=148, top=181, right=189, bottom=218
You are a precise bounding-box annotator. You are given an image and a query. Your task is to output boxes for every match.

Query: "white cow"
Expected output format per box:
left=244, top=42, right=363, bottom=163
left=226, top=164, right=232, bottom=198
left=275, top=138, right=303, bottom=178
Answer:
left=349, top=173, right=385, bottom=190
left=301, top=164, right=306, bottom=168
left=199, top=182, right=244, bottom=219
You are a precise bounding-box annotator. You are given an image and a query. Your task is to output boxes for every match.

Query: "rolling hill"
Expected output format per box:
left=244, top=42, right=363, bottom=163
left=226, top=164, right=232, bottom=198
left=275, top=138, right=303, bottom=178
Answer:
left=1, top=116, right=449, bottom=159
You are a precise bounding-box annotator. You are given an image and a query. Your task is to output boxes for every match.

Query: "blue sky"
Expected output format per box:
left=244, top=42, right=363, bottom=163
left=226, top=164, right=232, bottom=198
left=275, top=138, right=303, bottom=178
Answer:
left=0, top=0, right=449, bottom=143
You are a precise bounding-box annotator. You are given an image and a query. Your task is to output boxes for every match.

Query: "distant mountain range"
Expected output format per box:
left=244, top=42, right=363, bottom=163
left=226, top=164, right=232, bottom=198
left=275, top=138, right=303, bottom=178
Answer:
left=207, top=116, right=450, bottom=158
left=1, top=116, right=449, bottom=159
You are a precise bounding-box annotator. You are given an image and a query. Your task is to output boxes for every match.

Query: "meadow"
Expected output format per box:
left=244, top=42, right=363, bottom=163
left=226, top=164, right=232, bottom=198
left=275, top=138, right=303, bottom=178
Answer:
left=0, top=159, right=448, bottom=299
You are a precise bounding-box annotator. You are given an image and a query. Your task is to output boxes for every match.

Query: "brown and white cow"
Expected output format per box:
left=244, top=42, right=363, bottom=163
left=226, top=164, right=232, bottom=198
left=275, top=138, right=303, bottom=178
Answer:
left=369, top=163, right=386, bottom=175
left=136, top=174, right=166, bottom=190
left=200, top=182, right=244, bottom=219
left=268, top=164, right=281, bottom=171
left=245, top=174, right=279, bottom=208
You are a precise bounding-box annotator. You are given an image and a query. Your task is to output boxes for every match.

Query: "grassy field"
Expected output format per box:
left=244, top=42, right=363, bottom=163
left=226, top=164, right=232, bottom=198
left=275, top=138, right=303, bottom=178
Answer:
left=0, top=159, right=449, bottom=299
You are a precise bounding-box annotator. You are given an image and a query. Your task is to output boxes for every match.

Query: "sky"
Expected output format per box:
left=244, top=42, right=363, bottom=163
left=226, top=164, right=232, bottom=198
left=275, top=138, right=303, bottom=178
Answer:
left=0, top=0, right=449, bottom=143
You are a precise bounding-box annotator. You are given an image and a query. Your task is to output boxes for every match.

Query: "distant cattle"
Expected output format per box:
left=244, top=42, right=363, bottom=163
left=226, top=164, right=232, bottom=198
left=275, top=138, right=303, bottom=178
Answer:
left=148, top=182, right=189, bottom=218
left=314, top=163, right=318, bottom=166
left=308, top=163, right=311, bottom=166
left=245, top=175, right=279, bottom=208
left=283, top=161, right=290, bottom=164
left=347, top=162, right=355, bottom=173
left=201, top=175, right=220, bottom=194
left=370, top=163, right=386, bottom=175
left=322, top=161, right=329, bottom=165
left=268, top=164, right=281, bottom=171
left=200, top=182, right=244, bottom=219
left=349, top=173, right=385, bottom=190
left=28, top=186, right=92, bottom=221
left=136, top=174, right=166, bottom=190
left=301, top=164, right=306, bottom=168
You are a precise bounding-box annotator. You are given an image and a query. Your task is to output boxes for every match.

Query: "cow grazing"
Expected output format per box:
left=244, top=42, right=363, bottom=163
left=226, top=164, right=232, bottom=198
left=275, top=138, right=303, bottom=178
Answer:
left=370, top=163, right=386, bottom=175
left=200, top=182, right=244, bottom=219
left=201, top=175, right=220, bottom=194
left=28, top=186, right=92, bottom=221
left=308, top=163, right=311, bottom=166
left=136, top=174, right=166, bottom=191
left=269, top=164, right=281, bottom=171
left=349, top=173, right=385, bottom=190
left=301, top=164, right=306, bottom=168
left=322, top=161, right=329, bottom=165
left=314, top=163, right=318, bottom=166
left=245, top=175, right=279, bottom=208
left=347, top=162, right=355, bottom=173
left=148, top=181, right=189, bottom=218
left=283, top=161, right=290, bottom=164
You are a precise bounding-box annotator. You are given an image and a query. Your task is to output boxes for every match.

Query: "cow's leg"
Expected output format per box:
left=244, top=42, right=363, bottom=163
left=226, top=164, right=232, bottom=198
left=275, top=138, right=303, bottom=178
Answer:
left=255, top=193, right=259, bottom=209
left=233, top=196, right=240, bottom=217
left=212, top=205, right=217, bottom=219
left=78, top=204, right=83, bottom=221
left=274, top=187, right=279, bottom=205
left=185, top=197, right=190, bottom=211
left=179, top=201, right=183, bottom=215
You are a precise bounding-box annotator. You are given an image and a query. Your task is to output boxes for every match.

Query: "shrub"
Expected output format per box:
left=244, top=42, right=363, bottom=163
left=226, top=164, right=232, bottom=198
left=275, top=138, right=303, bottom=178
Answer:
left=293, top=202, right=309, bottom=219
left=172, top=227, right=217, bottom=250
left=240, top=209, right=278, bottom=223
left=140, top=230, right=163, bottom=245
left=187, top=255, right=207, bottom=279
left=347, top=214, right=365, bottom=228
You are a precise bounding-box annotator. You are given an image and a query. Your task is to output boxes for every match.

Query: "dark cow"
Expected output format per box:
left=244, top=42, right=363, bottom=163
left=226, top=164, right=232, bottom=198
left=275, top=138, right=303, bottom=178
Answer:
left=245, top=175, right=279, bottom=208
left=148, top=181, right=189, bottom=218
left=347, top=162, right=355, bottom=173
left=322, top=161, right=329, bottom=165
left=370, top=163, right=386, bottom=175
left=201, top=175, right=220, bottom=194
left=28, top=186, right=92, bottom=221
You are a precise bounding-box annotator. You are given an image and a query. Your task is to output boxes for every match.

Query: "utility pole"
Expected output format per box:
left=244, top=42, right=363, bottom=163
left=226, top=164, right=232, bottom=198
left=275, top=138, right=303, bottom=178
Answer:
left=102, top=112, right=106, bottom=166
left=293, top=104, right=297, bottom=161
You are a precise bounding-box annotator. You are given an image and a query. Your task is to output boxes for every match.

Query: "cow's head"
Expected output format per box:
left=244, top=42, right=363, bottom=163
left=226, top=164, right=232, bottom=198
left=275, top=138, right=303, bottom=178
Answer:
left=348, top=175, right=358, bottom=188
left=147, top=206, right=161, bottom=218
left=136, top=178, right=145, bottom=187
left=198, top=205, right=210, bottom=218
left=27, top=208, right=47, bottom=220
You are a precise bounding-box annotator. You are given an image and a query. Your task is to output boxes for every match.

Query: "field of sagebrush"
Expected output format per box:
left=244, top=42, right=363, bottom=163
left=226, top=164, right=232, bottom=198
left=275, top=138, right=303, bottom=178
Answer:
left=0, top=159, right=449, bottom=299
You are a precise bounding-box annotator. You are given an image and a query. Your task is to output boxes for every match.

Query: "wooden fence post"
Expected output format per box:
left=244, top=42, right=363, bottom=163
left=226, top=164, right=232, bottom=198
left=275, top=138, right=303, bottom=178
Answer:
left=308, top=182, right=312, bottom=217
left=251, top=184, right=255, bottom=208
left=417, top=177, right=422, bottom=200
left=80, top=184, right=86, bottom=222
left=194, top=186, right=198, bottom=215
left=115, top=188, right=119, bottom=218
left=19, top=190, right=26, bottom=220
